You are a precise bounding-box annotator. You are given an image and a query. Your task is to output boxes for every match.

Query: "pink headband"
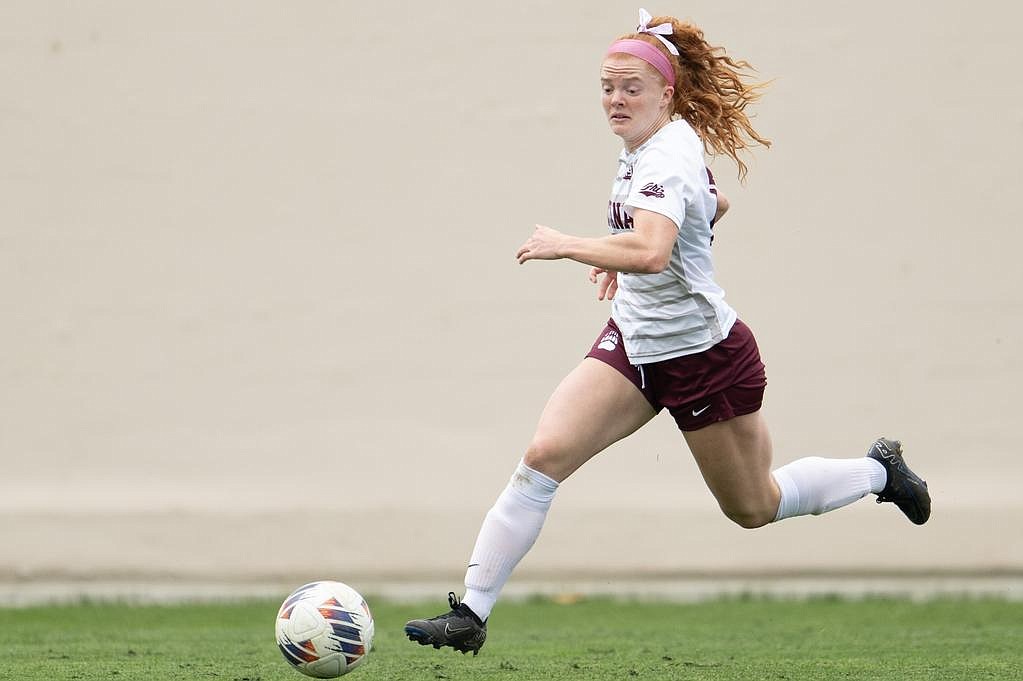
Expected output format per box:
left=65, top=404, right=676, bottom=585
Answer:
left=606, top=39, right=675, bottom=85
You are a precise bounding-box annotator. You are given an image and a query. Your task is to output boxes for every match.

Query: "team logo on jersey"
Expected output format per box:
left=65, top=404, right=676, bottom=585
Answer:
left=597, top=330, right=620, bottom=352
left=639, top=182, right=665, bottom=198
left=622, top=164, right=633, bottom=180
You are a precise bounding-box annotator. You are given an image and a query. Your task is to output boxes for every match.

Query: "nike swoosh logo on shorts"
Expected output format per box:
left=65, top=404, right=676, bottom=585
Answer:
left=692, top=405, right=711, bottom=416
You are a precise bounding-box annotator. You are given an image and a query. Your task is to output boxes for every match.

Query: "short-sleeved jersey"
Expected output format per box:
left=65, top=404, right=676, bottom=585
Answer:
left=607, top=119, right=736, bottom=364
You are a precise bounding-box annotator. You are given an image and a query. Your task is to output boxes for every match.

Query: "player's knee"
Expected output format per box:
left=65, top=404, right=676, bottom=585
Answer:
left=721, top=503, right=775, bottom=529
left=522, top=436, right=569, bottom=480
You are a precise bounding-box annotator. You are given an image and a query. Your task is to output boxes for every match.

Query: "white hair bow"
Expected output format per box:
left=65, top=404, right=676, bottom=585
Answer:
left=637, top=8, right=680, bottom=56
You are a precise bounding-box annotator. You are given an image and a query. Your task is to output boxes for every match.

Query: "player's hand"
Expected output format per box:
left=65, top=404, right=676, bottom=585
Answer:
left=516, top=225, right=567, bottom=264
left=589, top=267, right=618, bottom=300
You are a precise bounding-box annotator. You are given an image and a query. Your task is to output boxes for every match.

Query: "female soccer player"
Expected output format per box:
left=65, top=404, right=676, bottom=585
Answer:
left=405, top=9, right=929, bottom=656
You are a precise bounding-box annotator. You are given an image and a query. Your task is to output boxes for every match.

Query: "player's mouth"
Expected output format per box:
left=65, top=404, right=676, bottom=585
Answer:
left=610, top=113, right=630, bottom=121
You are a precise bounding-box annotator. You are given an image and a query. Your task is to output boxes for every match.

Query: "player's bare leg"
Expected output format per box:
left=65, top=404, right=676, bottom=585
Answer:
left=405, top=358, right=655, bottom=654
left=684, top=411, right=780, bottom=528
left=685, top=411, right=929, bottom=527
left=523, top=357, right=657, bottom=482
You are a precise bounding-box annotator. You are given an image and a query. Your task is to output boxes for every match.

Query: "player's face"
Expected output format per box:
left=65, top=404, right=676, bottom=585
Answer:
left=601, top=54, right=673, bottom=151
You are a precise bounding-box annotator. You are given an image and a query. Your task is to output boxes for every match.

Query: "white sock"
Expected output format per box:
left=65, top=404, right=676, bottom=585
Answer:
left=772, top=456, right=887, bottom=522
left=462, top=460, right=559, bottom=621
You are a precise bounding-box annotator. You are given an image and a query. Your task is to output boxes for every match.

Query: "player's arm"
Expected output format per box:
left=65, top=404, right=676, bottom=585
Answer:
left=714, top=191, right=729, bottom=224
left=516, top=208, right=677, bottom=274
left=707, top=166, right=728, bottom=225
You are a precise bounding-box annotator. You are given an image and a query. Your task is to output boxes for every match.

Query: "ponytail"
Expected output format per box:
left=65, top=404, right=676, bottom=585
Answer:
left=620, top=18, right=771, bottom=180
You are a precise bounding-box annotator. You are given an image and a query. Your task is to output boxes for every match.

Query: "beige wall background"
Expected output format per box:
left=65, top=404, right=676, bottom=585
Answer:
left=2, top=1, right=1021, bottom=591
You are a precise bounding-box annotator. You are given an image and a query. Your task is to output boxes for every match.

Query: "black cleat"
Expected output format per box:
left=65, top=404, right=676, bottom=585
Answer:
left=404, top=592, right=487, bottom=656
left=867, top=437, right=931, bottom=525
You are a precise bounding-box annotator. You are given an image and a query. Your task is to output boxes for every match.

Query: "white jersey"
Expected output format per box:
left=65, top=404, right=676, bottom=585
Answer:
left=607, top=119, right=737, bottom=364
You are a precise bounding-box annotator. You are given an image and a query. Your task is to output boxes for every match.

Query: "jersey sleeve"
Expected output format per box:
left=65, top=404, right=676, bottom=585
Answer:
left=624, top=146, right=687, bottom=230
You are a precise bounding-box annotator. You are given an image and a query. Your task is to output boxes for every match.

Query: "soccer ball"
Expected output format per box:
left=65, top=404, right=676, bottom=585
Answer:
left=275, top=581, right=375, bottom=678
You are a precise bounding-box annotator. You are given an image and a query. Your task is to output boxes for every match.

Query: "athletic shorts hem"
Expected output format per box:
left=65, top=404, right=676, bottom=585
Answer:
left=585, top=317, right=766, bottom=433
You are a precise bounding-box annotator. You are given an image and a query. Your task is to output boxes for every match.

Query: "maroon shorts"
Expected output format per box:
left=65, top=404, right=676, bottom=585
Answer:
left=585, top=318, right=767, bottom=432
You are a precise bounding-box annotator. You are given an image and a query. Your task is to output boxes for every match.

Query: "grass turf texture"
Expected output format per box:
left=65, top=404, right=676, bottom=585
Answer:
left=3, top=596, right=1021, bottom=680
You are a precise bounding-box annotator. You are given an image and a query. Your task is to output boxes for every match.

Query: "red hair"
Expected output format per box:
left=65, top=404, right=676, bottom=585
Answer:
left=617, top=18, right=771, bottom=180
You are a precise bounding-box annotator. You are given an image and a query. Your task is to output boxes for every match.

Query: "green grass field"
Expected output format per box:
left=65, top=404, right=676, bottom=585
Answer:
left=3, top=596, right=1021, bottom=680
